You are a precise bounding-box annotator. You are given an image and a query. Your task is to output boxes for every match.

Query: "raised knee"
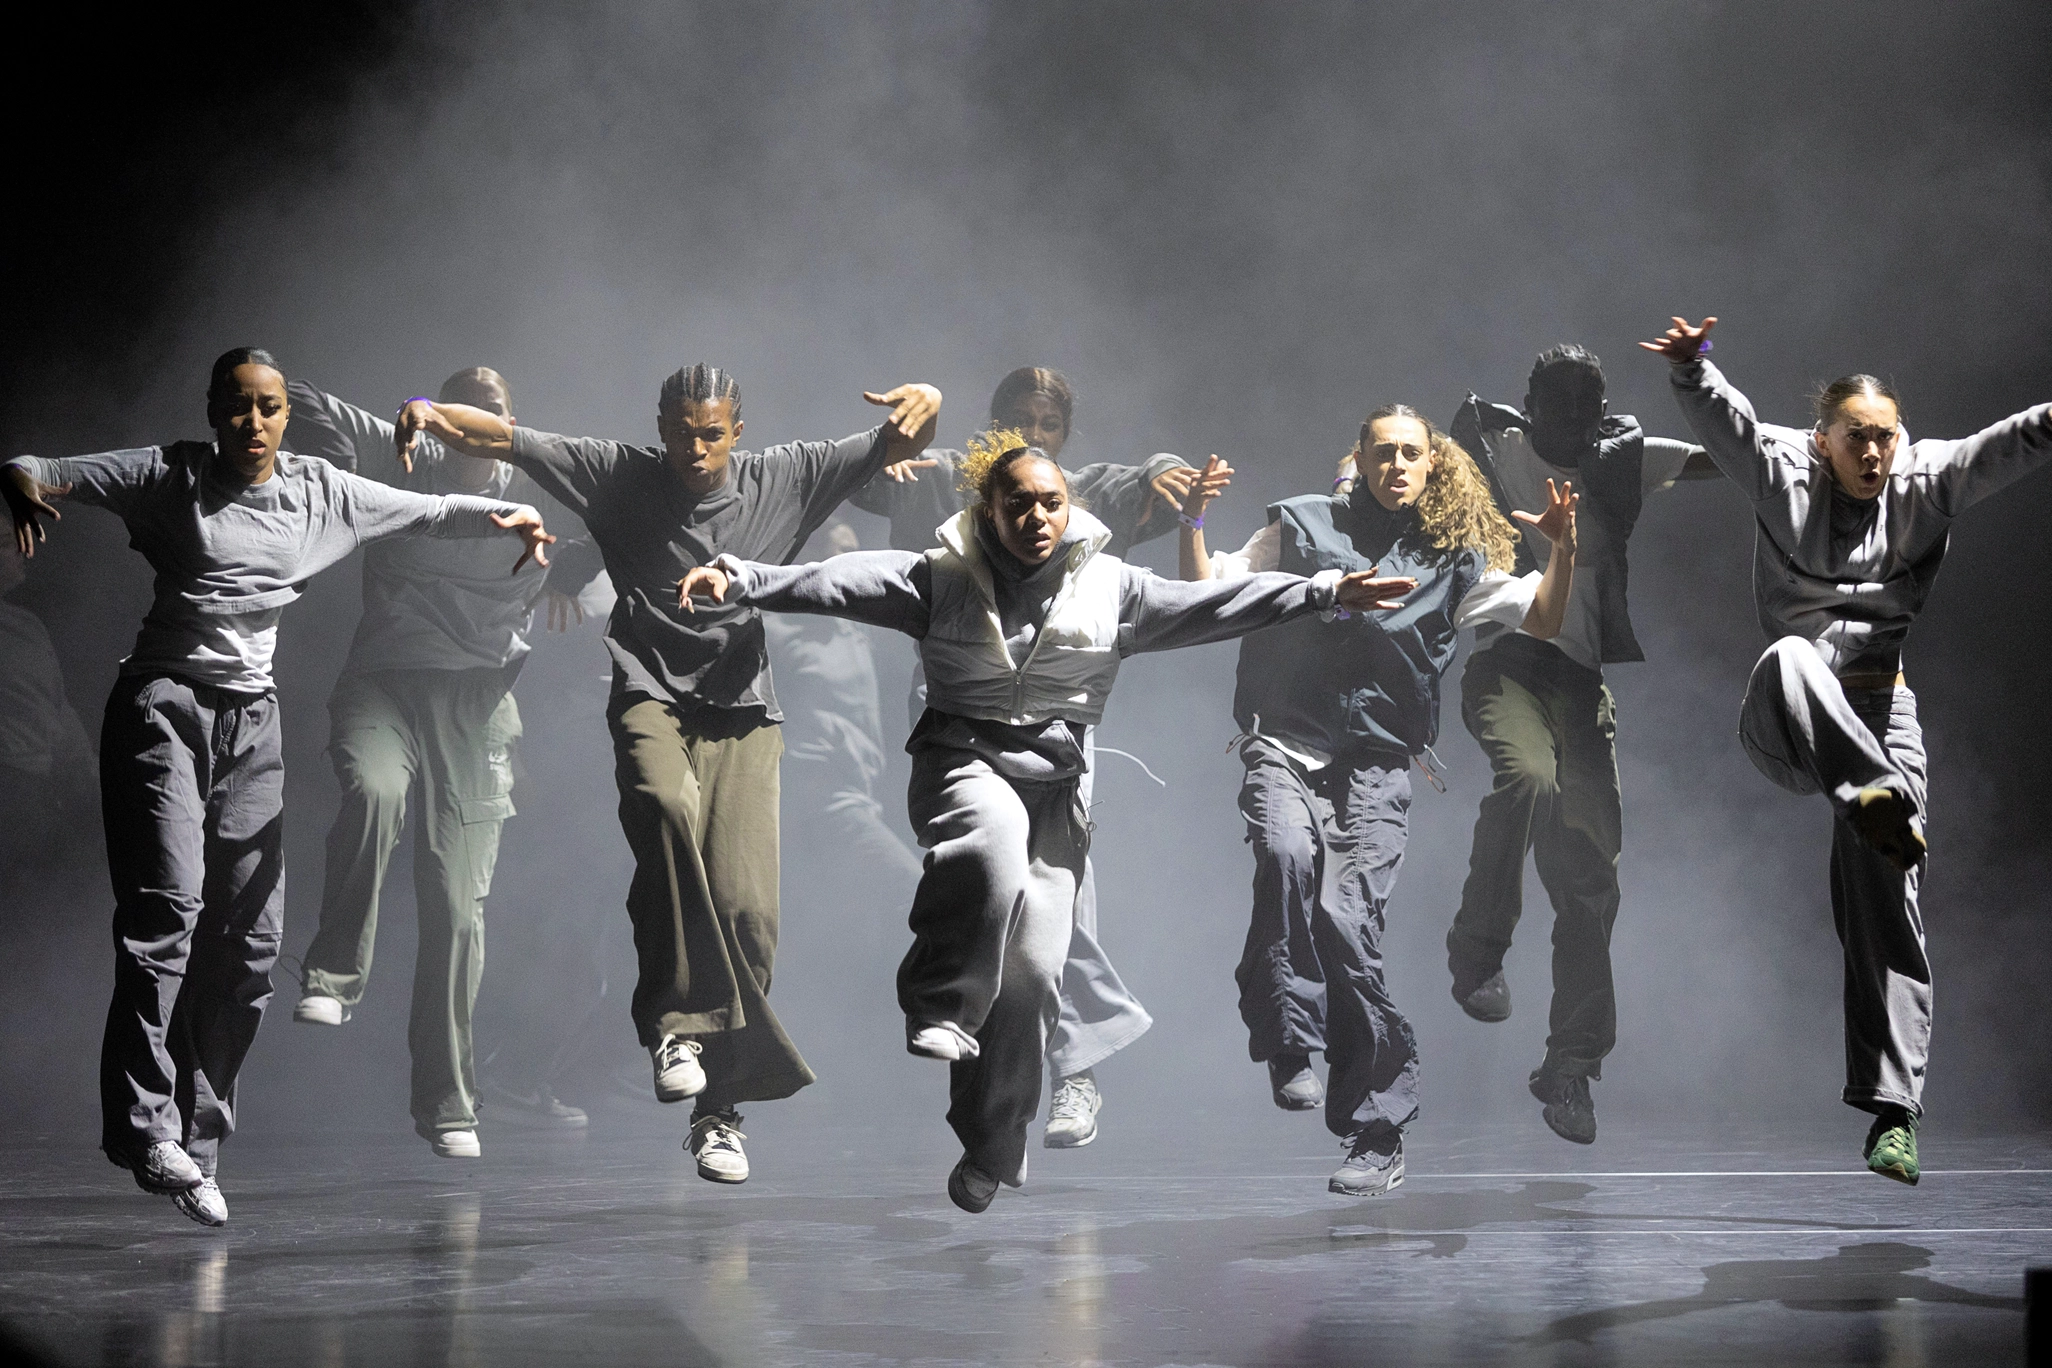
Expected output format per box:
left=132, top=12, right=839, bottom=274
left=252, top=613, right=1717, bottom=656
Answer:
left=1499, top=757, right=1558, bottom=803
left=342, top=766, right=408, bottom=810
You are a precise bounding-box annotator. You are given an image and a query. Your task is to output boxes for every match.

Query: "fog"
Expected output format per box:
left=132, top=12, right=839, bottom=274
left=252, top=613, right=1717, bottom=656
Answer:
left=3, top=1, right=2050, bottom=1160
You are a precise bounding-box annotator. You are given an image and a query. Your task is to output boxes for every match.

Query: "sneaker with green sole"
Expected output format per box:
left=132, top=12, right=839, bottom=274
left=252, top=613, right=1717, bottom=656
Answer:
left=1863, top=1111, right=1920, bottom=1185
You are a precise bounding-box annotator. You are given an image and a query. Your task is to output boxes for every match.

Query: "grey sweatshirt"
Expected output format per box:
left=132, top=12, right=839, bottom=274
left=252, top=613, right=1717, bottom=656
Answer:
left=712, top=536, right=1337, bottom=782
left=6, top=445, right=536, bottom=693
left=285, top=383, right=593, bottom=676
left=1670, top=358, right=2052, bottom=675
left=849, top=448, right=1191, bottom=556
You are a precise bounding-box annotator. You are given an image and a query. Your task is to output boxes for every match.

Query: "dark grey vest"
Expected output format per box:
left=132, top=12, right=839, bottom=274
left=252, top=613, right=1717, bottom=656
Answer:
left=1452, top=394, right=1647, bottom=664
left=1231, top=493, right=1484, bottom=761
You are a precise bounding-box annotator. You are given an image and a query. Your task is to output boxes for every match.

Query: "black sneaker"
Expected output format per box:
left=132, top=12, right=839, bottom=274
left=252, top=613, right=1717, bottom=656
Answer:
left=1452, top=968, right=1512, bottom=1023
left=1529, top=1065, right=1597, bottom=1144
left=947, top=1155, right=1000, bottom=1213
left=1268, top=1054, right=1324, bottom=1111
left=1329, top=1128, right=1405, bottom=1197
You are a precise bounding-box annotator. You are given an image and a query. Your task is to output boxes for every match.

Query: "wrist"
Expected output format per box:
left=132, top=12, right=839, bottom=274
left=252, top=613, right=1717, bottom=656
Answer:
left=1178, top=510, right=1205, bottom=530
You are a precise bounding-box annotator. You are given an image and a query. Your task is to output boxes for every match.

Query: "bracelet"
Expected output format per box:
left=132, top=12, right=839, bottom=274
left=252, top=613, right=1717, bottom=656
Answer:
left=1178, top=511, right=1204, bottom=530
left=400, top=396, right=433, bottom=412
left=1695, top=339, right=1713, bottom=356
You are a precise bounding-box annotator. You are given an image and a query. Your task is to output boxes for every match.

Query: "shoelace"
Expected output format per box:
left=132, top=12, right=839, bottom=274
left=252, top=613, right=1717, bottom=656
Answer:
left=1049, top=1080, right=1093, bottom=1119
left=694, top=1111, right=745, bottom=1152
left=658, top=1037, right=700, bottom=1071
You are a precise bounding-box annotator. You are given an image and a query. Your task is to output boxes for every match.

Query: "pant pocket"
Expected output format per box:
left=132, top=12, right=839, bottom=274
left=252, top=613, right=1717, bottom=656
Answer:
left=458, top=795, right=515, bottom=901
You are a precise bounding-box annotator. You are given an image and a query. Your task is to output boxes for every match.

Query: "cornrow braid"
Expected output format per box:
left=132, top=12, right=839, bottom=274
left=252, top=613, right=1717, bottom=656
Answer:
left=659, top=363, right=742, bottom=422
left=209, top=346, right=282, bottom=400
left=1528, top=343, right=1605, bottom=401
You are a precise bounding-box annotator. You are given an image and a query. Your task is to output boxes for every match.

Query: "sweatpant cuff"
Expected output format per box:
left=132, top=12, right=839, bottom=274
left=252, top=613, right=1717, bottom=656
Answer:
left=1842, top=1086, right=1922, bottom=1120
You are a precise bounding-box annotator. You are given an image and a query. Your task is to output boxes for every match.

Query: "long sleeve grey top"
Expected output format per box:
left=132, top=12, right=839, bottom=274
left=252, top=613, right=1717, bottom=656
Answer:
left=285, top=383, right=594, bottom=677
left=501, top=423, right=891, bottom=718
left=1670, top=358, right=2052, bottom=675
left=711, top=532, right=1336, bottom=782
left=5, top=444, right=535, bottom=694
left=848, top=448, right=1190, bottom=557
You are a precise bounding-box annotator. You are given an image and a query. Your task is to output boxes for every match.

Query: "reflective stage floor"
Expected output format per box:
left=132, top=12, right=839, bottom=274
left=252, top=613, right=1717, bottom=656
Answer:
left=2, top=1108, right=2046, bottom=1367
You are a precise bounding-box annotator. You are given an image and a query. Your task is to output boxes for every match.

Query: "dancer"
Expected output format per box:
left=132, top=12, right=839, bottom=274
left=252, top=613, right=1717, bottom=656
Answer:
left=1442, top=345, right=1714, bottom=1145
left=1181, top=406, right=1577, bottom=1196
left=394, top=365, right=941, bottom=1184
left=1643, top=315, right=2052, bottom=1184
left=282, top=368, right=594, bottom=1156
left=1, top=348, right=553, bottom=1226
left=850, top=366, right=1199, bottom=1149
left=679, top=432, right=1412, bottom=1211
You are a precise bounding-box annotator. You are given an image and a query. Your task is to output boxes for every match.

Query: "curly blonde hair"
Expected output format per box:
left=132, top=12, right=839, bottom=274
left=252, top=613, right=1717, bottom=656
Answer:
left=1356, top=405, right=1521, bottom=572
left=958, top=427, right=1078, bottom=513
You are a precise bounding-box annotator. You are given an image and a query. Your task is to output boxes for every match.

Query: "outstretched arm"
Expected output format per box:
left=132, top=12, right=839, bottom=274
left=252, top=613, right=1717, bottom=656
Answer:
left=1510, top=479, right=1578, bottom=641
left=1175, top=455, right=1235, bottom=580
left=865, top=383, right=944, bottom=462
left=1120, top=565, right=1417, bottom=655
left=1925, top=403, right=2052, bottom=516
left=1640, top=316, right=1795, bottom=502
left=337, top=470, right=555, bottom=572
left=679, top=549, right=932, bottom=637
left=4, top=449, right=167, bottom=557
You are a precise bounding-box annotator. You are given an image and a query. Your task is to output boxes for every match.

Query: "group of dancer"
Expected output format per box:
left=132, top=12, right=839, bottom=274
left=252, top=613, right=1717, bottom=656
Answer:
left=4, top=318, right=2045, bottom=1225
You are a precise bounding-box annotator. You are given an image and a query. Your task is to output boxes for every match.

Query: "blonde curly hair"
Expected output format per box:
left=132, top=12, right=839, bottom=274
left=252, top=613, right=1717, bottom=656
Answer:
left=958, top=427, right=1078, bottom=513
left=1353, top=405, right=1521, bottom=572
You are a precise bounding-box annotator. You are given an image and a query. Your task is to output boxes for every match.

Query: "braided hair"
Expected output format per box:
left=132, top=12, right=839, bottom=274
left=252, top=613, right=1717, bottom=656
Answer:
left=658, top=363, right=742, bottom=422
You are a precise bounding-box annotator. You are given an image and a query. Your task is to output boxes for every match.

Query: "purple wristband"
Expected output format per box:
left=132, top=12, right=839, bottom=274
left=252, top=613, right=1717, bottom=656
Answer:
left=1696, top=339, right=1713, bottom=356
left=401, top=396, right=433, bottom=411
left=1178, top=511, right=1204, bottom=530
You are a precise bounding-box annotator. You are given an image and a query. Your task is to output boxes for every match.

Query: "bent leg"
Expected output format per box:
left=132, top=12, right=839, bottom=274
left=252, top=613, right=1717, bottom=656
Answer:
left=304, top=676, right=413, bottom=1003
left=1531, top=680, right=1623, bottom=1079
left=1234, top=740, right=1329, bottom=1062
left=1448, top=646, right=1560, bottom=979
left=1316, top=762, right=1418, bottom=1140
left=1834, top=688, right=1933, bottom=1117
left=1738, top=638, right=1905, bottom=809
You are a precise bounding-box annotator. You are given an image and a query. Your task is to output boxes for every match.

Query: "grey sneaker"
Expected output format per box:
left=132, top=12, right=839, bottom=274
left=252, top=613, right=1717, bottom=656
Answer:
left=947, top=1155, right=1001, bottom=1213
left=652, top=1035, right=706, bottom=1103
left=1268, top=1054, right=1324, bottom=1111
left=1044, top=1071, right=1101, bottom=1149
left=1330, top=1128, right=1405, bottom=1197
left=483, top=1084, right=589, bottom=1129
left=1529, top=1065, right=1597, bottom=1145
left=172, top=1177, right=228, bottom=1227
left=687, top=1108, right=748, bottom=1183
left=113, top=1139, right=204, bottom=1195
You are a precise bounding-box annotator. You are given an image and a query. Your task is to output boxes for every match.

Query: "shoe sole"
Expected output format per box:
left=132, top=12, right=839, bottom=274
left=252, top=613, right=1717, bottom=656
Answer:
left=907, top=1040, right=963, bottom=1062
left=947, top=1166, right=997, bottom=1213
left=293, top=1002, right=350, bottom=1026
left=1868, top=1159, right=1919, bottom=1186
left=172, top=1191, right=228, bottom=1228
left=654, top=1076, right=707, bottom=1104
left=1329, top=1157, right=1405, bottom=1198
left=1273, top=1091, right=1322, bottom=1112
left=696, top=1163, right=748, bottom=1184
left=1530, top=1074, right=1596, bottom=1145
left=432, top=1144, right=482, bottom=1159
left=1454, top=990, right=1510, bottom=1024
left=1044, top=1121, right=1098, bottom=1149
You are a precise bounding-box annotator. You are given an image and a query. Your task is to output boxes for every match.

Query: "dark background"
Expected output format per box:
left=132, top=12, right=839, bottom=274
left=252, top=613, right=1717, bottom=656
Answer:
left=2, top=1, right=2048, bottom=1149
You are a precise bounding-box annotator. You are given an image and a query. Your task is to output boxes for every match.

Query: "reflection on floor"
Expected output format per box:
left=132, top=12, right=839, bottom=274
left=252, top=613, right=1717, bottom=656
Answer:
left=1, top=1114, right=2044, bottom=1367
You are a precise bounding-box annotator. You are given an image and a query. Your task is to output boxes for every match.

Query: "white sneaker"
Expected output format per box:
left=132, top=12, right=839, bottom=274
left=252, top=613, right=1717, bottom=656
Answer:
left=1044, top=1071, right=1102, bottom=1149
left=651, top=1035, right=706, bottom=1103
left=293, top=994, right=350, bottom=1026
left=687, top=1109, right=748, bottom=1183
left=430, top=1129, right=482, bottom=1159
left=907, top=1021, right=980, bottom=1062
left=172, top=1177, right=228, bottom=1227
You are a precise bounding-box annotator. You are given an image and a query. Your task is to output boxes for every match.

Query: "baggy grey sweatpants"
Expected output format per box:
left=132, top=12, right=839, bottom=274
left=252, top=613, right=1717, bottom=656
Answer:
left=898, top=744, right=1088, bottom=1186
left=1739, top=636, right=1930, bottom=1117
left=302, top=666, right=521, bottom=1135
left=98, top=674, right=285, bottom=1172
left=1047, top=729, right=1153, bottom=1079
left=1235, top=736, right=1418, bottom=1140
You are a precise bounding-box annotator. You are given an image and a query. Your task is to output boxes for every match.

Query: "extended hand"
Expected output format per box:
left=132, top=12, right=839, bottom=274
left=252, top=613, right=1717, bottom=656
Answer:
left=1511, top=478, right=1578, bottom=554
left=491, top=508, right=555, bottom=572
left=5, top=465, right=72, bottom=558
left=1333, top=568, right=1419, bottom=614
left=394, top=399, right=439, bottom=475
left=676, top=565, right=731, bottom=611
left=1183, top=455, right=1233, bottom=517
left=1637, top=315, right=1717, bottom=365
left=545, top=590, right=585, bottom=632
left=864, top=383, right=944, bottom=446
left=884, top=457, right=940, bottom=483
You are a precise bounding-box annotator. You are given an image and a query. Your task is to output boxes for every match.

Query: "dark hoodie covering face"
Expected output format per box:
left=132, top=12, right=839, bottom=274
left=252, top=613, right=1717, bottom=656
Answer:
left=906, top=509, right=1097, bottom=783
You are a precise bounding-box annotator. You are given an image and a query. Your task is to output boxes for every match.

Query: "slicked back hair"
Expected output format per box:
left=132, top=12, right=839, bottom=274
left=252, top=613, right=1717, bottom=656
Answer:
left=439, top=366, right=511, bottom=411
left=987, top=366, right=1074, bottom=431
left=659, top=363, right=742, bottom=423
left=209, top=347, right=283, bottom=401
left=1528, top=343, right=1606, bottom=403
left=1811, top=374, right=1902, bottom=429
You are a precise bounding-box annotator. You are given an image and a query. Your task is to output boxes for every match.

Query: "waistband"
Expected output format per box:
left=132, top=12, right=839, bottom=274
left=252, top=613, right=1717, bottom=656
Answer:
left=116, top=670, right=274, bottom=707
left=1473, top=631, right=1604, bottom=682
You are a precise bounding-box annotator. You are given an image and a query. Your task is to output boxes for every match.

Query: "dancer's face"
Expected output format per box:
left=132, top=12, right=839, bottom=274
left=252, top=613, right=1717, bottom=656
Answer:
left=1816, top=394, right=1900, bottom=502
left=660, top=397, right=743, bottom=497
left=992, top=392, right=1069, bottom=462
left=988, top=456, right=1070, bottom=565
left=1525, top=374, right=1606, bottom=467
left=207, top=363, right=291, bottom=483
left=1356, top=415, right=1435, bottom=511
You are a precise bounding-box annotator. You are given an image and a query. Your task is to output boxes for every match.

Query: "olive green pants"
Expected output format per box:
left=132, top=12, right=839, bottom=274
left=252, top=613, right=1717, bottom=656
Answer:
left=303, top=667, right=520, bottom=1135
left=609, top=696, right=814, bottom=1106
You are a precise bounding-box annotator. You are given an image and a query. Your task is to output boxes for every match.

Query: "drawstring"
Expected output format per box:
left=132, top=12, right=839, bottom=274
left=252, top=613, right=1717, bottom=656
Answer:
left=1414, top=745, right=1448, bottom=794
left=1094, top=746, right=1166, bottom=789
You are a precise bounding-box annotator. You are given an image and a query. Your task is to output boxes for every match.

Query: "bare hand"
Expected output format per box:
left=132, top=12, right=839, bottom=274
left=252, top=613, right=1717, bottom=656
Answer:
left=863, top=383, right=944, bottom=445
left=491, top=508, right=555, bottom=572
left=1183, top=455, right=1233, bottom=517
left=1510, top=478, right=1578, bottom=555
left=545, top=591, right=585, bottom=632
left=1636, top=315, right=1718, bottom=365
left=676, top=565, right=731, bottom=611
left=395, top=398, right=440, bottom=475
left=5, top=465, right=71, bottom=557
left=884, top=457, right=940, bottom=483
left=1334, top=568, right=1419, bottom=614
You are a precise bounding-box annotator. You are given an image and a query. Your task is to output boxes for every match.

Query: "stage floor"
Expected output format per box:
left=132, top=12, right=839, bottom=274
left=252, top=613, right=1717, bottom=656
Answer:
left=2, top=1108, right=2044, bottom=1367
